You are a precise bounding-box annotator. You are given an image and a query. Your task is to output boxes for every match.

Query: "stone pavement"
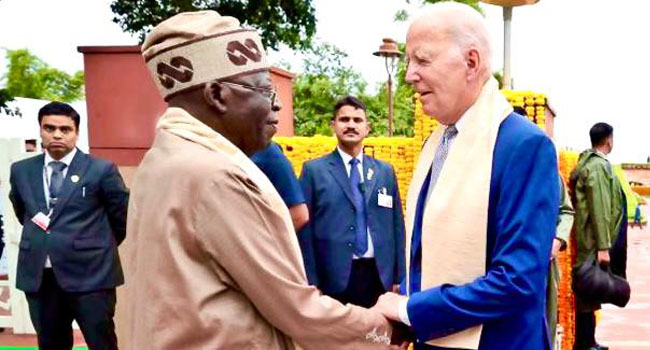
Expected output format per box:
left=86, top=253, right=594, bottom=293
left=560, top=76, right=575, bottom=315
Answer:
left=598, top=204, right=650, bottom=350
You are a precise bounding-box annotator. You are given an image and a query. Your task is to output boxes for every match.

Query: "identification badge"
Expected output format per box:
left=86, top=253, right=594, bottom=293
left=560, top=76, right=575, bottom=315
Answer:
left=377, top=187, right=393, bottom=209
left=31, top=212, right=51, bottom=232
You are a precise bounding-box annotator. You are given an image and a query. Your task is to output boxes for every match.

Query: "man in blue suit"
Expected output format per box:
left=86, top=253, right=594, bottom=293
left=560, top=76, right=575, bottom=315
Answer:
left=9, top=102, right=129, bottom=350
left=299, top=95, right=406, bottom=308
left=373, top=4, right=559, bottom=350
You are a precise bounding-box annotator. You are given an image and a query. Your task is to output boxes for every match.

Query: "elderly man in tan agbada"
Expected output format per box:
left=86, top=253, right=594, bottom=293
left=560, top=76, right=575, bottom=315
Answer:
left=373, top=3, right=560, bottom=350
left=127, top=10, right=397, bottom=350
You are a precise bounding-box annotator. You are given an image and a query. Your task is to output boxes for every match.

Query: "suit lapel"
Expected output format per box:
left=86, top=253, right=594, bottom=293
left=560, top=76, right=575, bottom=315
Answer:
left=27, top=154, right=48, bottom=213
left=326, top=151, right=356, bottom=207
left=49, top=150, right=90, bottom=223
left=363, top=155, right=378, bottom=206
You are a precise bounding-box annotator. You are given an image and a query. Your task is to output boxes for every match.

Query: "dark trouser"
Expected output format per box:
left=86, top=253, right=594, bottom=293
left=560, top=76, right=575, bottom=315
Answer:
left=25, top=269, right=118, bottom=350
left=331, top=258, right=386, bottom=308
left=574, top=309, right=596, bottom=350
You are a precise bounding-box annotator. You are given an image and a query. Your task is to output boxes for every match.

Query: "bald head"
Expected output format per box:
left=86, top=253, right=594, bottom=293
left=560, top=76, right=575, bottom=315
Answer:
left=405, top=2, right=492, bottom=124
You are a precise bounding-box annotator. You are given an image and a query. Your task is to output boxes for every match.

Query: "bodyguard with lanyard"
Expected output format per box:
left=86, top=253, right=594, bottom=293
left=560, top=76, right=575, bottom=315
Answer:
left=9, top=102, right=129, bottom=350
left=298, top=95, right=406, bottom=309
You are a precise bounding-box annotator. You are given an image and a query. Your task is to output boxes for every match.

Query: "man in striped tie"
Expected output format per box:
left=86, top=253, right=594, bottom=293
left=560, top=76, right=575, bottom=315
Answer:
left=373, top=3, right=560, bottom=350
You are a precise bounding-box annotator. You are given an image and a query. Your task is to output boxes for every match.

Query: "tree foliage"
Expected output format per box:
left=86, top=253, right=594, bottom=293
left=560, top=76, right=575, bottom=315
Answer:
left=3, top=49, right=85, bottom=103
left=110, top=0, right=317, bottom=51
left=293, top=43, right=369, bottom=136
left=293, top=42, right=414, bottom=137
left=395, top=0, right=482, bottom=22
left=0, top=88, right=20, bottom=116
left=424, top=0, right=481, bottom=11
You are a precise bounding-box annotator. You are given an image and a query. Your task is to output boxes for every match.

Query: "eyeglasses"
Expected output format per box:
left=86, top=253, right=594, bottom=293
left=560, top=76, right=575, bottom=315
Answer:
left=220, top=81, right=277, bottom=105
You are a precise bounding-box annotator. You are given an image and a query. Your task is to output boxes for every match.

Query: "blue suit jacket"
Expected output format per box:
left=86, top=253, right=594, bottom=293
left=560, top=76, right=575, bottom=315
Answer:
left=9, top=150, right=129, bottom=293
left=299, top=150, right=406, bottom=295
left=408, top=114, right=560, bottom=350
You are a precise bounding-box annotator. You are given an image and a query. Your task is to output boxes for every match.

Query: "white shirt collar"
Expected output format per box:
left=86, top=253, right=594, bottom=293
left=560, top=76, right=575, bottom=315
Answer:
left=337, top=146, right=363, bottom=166
left=44, top=148, right=77, bottom=168
left=594, top=149, right=608, bottom=160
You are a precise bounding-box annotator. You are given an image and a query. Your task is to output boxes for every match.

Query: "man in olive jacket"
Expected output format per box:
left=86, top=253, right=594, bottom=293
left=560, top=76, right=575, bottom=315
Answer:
left=571, top=122, right=624, bottom=350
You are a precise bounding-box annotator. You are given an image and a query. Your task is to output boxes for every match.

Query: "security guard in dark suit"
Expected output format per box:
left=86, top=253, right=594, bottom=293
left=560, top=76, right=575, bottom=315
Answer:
left=9, top=102, right=129, bottom=350
left=299, top=96, right=406, bottom=308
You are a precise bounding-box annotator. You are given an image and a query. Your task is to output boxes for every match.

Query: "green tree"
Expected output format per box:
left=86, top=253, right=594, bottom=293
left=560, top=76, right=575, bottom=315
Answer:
left=0, top=88, right=20, bottom=116
left=395, top=0, right=482, bottom=22
left=3, top=49, right=84, bottom=102
left=293, top=42, right=415, bottom=137
left=293, top=42, right=372, bottom=136
left=424, top=0, right=481, bottom=11
left=110, top=0, right=316, bottom=51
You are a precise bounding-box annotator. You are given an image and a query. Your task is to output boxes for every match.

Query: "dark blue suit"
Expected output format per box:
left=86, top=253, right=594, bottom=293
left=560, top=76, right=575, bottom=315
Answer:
left=409, top=114, right=559, bottom=350
left=299, top=150, right=406, bottom=300
left=9, top=150, right=128, bottom=350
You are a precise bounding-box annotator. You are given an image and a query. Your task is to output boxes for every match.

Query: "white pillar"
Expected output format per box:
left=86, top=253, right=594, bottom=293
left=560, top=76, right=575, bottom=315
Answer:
left=503, top=6, right=513, bottom=89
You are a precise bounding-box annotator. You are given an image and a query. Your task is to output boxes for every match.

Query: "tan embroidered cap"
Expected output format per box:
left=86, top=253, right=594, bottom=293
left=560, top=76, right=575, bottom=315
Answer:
left=142, top=11, right=269, bottom=101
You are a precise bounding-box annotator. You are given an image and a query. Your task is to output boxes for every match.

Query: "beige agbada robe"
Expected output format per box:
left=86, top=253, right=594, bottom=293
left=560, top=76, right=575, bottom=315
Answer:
left=405, top=78, right=512, bottom=349
left=126, top=107, right=392, bottom=350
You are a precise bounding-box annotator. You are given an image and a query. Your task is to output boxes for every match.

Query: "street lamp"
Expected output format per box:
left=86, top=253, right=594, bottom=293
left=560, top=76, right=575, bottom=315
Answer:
left=373, top=38, right=402, bottom=137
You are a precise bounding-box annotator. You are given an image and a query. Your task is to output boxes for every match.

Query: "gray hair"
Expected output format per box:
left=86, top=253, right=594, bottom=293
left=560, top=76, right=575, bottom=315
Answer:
left=413, top=2, right=492, bottom=75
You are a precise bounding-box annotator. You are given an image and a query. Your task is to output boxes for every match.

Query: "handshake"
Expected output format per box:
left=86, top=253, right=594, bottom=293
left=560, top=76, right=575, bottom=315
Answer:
left=372, top=292, right=416, bottom=349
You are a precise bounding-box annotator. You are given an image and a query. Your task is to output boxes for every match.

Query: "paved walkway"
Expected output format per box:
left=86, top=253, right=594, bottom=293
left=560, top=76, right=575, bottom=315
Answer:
left=598, top=204, right=650, bottom=350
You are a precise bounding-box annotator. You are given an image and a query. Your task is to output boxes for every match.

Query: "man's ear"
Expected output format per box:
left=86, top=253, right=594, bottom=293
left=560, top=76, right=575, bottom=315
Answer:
left=466, top=48, right=481, bottom=79
left=203, top=81, right=227, bottom=114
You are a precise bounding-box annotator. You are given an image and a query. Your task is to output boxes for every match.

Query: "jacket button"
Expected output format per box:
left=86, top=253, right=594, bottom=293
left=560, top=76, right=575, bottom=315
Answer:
left=347, top=242, right=353, bottom=247
left=349, top=226, right=354, bottom=231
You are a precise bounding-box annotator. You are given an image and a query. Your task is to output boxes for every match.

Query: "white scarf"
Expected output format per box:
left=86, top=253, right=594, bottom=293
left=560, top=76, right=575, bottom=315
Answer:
left=405, top=78, right=512, bottom=349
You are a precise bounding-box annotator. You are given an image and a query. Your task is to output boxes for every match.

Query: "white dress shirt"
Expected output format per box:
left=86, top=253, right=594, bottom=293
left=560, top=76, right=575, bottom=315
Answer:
left=337, top=146, right=375, bottom=259
left=42, top=148, right=77, bottom=268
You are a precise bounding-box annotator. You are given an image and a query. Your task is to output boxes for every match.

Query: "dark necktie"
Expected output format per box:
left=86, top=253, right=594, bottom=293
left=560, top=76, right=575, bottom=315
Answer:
left=349, top=158, right=368, bottom=256
left=49, top=161, right=67, bottom=207
left=410, top=125, right=458, bottom=294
